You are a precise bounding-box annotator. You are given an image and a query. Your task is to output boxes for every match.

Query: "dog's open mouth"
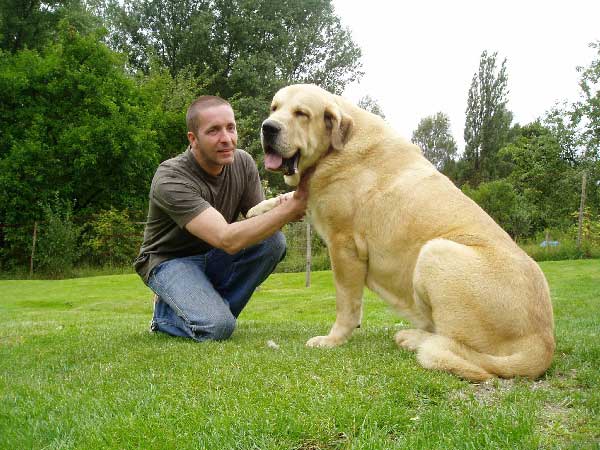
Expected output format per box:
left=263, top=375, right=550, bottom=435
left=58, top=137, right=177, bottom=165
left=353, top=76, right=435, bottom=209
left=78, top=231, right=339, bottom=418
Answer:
left=264, top=150, right=300, bottom=176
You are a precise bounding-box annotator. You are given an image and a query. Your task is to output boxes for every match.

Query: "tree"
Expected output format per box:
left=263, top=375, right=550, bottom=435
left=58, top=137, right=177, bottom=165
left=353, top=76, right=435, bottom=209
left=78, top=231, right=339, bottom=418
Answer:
left=357, top=94, right=385, bottom=118
left=571, top=41, right=600, bottom=217
left=499, top=122, right=580, bottom=232
left=103, top=0, right=362, bottom=95
left=102, top=0, right=206, bottom=76
left=137, top=63, right=199, bottom=162
left=0, top=0, right=99, bottom=52
left=573, top=41, right=600, bottom=163
left=0, top=24, right=159, bottom=265
left=462, top=180, right=532, bottom=240
left=544, top=41, right=600, bottom=222
left=411, top=112, right=457, bottom=170
left=463, top=50, right=512, bottom=185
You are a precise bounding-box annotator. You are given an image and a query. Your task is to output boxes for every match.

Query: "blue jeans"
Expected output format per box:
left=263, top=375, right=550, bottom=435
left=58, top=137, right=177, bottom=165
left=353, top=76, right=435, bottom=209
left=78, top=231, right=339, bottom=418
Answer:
left=147, top=231, right=286, bottom=341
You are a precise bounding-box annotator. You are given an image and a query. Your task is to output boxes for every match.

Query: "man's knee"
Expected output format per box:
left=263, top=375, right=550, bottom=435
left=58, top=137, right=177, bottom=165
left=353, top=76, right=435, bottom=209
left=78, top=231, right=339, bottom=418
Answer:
left=202, top=312, right=236, bottom=341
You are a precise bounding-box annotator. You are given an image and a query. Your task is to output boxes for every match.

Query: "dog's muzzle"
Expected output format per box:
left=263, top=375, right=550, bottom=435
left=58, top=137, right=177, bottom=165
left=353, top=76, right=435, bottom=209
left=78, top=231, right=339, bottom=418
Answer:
left=262, top=119, right=299, bottom=176
left=262, top=120, right=281, bottom=141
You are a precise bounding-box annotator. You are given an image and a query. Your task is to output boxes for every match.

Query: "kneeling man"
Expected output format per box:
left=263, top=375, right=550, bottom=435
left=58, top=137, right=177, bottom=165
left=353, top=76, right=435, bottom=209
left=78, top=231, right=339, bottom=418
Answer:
left=134, top=96, right=308, bottom=341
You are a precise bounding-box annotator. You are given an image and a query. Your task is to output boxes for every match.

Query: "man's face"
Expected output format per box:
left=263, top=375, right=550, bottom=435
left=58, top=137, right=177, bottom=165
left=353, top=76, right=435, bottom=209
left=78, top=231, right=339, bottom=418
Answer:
left=188, top=104, right=237, bottom=174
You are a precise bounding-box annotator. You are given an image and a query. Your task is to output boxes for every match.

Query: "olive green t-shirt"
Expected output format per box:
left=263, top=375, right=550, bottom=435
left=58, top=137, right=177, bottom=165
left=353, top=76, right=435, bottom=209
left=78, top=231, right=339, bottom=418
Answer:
left=134, top=147, right=264, bottom=282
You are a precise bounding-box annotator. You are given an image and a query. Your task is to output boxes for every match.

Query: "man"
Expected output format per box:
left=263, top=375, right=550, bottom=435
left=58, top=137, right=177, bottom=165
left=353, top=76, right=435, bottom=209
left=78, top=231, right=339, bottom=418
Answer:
left=134, top=95, right=308, bottom=341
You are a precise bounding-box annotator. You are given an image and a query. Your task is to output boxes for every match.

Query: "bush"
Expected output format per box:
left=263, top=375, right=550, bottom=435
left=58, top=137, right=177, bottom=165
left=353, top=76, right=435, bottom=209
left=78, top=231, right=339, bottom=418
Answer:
left=462, top=180, right=533, bottom=239
left=569, top=207, right=600, bottom=247
left=82, top=208, right=142, bottom=267
left=34, top=203, right=80, bottom=277
left=520, top=227, right=600, bottom=261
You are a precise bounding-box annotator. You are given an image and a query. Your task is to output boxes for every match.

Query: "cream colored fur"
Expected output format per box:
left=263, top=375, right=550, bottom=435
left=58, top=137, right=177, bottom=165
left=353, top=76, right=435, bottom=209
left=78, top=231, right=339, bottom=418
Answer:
left=248, top=84, right=555, bottom=381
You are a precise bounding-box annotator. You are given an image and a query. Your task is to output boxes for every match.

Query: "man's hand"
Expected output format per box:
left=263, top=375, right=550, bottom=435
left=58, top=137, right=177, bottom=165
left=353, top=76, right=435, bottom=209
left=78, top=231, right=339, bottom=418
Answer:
left=247, top=168, right=313, bottom=220
left=277, top=167, right=313, bottom=221
left=277, top=190, right=306, bottom=222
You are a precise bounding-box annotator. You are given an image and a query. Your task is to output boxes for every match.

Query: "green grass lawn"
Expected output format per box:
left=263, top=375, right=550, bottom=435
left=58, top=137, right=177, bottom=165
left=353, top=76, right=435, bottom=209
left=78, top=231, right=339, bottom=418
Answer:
left=1, top=260, right=598, bottom=449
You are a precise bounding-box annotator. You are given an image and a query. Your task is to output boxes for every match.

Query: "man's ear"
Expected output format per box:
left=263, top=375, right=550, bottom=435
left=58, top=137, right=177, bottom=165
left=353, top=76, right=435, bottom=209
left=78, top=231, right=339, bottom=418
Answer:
left=187, top=131, right=197, bottom=146
left=324, top=104, right=354, bottom=151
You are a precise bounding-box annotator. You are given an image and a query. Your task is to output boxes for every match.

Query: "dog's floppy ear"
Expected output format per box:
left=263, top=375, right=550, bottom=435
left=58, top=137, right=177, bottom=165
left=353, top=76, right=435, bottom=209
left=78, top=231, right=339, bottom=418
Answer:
left=324, top=104, right=354, bottom=151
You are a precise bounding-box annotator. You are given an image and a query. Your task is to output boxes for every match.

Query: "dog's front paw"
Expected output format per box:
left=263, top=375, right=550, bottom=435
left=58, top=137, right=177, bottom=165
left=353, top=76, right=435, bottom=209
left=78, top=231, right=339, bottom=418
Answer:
left=246, top=205, right=262, bottom=218
left=247, top=197, right=280, bottom=218
left=306, top=335, right=341, bottom=348
left=247, top=203, right=268, bottom=218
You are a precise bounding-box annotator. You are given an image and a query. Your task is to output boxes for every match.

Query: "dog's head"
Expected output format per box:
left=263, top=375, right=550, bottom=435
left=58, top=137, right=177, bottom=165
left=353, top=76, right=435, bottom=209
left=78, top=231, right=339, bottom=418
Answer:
left=261, top=84, right=354, bottom=186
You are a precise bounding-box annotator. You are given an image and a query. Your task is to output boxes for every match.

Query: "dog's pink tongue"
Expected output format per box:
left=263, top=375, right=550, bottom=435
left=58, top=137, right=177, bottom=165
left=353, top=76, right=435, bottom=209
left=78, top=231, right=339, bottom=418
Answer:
left=265, top=153, right=283, bottom=170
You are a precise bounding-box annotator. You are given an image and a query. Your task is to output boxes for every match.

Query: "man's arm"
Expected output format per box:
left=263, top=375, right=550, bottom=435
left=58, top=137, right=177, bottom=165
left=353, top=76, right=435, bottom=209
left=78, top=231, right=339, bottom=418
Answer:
left=185, top=188, right=307, bottom=255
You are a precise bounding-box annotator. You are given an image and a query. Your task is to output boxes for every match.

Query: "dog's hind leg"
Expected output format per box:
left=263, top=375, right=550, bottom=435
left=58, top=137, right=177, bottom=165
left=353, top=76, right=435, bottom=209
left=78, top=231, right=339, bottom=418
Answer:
left=395, top=329, right=493, bottom=381
left=394, top=329, right=430, bottom=351
left=421, top=334, right=493, bottom=381
left=405, top=238, right=554, bottom=381
left=398, top=238, right=500, bottom=381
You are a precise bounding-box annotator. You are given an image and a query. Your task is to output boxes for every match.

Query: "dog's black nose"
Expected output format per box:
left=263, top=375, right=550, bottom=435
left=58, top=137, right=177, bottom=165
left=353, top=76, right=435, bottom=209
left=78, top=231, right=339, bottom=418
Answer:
left=262, top=120, right=281, bottom=138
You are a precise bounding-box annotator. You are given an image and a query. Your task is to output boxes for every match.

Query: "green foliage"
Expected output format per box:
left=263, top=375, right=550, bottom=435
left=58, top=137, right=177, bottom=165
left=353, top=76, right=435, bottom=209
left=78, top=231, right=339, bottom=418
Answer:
left=462, top=179, right=532, bottom=239
left=462, top=50, right=512, bottom=185
left=0, top=0, right=103, bottom=53
left=1, top=0, right=70, bottom=52
left=573, top=41, right=600, bottom=163
left=0, top=24, right=159, bottom=262
left=520, top=232, right=600, bottom=261
left=137, top=63, right=199, bottom=162
left=82, top=208, right=141, bottom=266
left=567, top=42, right=600, bottom=216
left=411, top=112, right=457, bottom=170
left=570, top=207, right=600, bottom=247
left=0, top=1, right=364, bottom=270
left=499, top=122, right=581, bottom=232
left=104, top=0, right=362, bottom=94
left=543, top=42, right=600, bottom=218
left=34, top=201, right=80, bottom=277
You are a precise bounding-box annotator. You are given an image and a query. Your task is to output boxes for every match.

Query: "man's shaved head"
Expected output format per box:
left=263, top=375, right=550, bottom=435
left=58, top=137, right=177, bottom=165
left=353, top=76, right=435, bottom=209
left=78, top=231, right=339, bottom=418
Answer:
left=186, top=96, right=232, bottom=135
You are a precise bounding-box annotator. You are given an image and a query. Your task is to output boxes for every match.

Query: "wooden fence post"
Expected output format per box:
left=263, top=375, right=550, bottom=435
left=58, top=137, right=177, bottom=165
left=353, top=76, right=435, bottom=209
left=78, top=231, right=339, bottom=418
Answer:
left=577, top=171, right=587, bottom=248
left=305, top=220, right=311, bottom=287
left=29, top=221, right=38, bottom=277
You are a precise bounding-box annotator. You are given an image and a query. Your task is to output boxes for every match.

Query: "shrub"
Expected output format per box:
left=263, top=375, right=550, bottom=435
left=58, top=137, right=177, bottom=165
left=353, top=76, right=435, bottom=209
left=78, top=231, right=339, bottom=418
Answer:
left=569, top=207, right=600, bottom=247
left=83, top=209, right=142, bottom=267
left=34, top=203, right=80, bottom=277
left=520, top=227, right=600, bottom=261
left=462, top=180, right=533, bottom=239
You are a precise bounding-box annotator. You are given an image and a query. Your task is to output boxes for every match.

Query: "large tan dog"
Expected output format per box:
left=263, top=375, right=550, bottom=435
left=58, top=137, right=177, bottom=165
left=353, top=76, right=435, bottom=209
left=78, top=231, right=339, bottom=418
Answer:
left=248, top=84, right=555, bottom=381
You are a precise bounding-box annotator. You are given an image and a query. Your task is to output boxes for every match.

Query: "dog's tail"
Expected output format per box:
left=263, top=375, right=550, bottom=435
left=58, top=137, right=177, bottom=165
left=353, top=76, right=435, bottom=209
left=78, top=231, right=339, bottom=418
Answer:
left=414, top=333, right=555, bottom=381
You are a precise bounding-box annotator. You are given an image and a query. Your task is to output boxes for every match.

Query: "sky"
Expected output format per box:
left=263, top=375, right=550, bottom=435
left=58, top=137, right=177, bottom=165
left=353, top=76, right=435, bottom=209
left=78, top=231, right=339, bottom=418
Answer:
left=331, top=0, right=600, bottom=151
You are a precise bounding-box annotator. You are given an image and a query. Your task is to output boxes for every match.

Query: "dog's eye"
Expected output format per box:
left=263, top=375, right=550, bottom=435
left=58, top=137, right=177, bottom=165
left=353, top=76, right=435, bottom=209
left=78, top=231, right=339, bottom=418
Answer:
left=295, top=110, right=309, bottom=118
left=271, top=105, right=277, bottom=112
